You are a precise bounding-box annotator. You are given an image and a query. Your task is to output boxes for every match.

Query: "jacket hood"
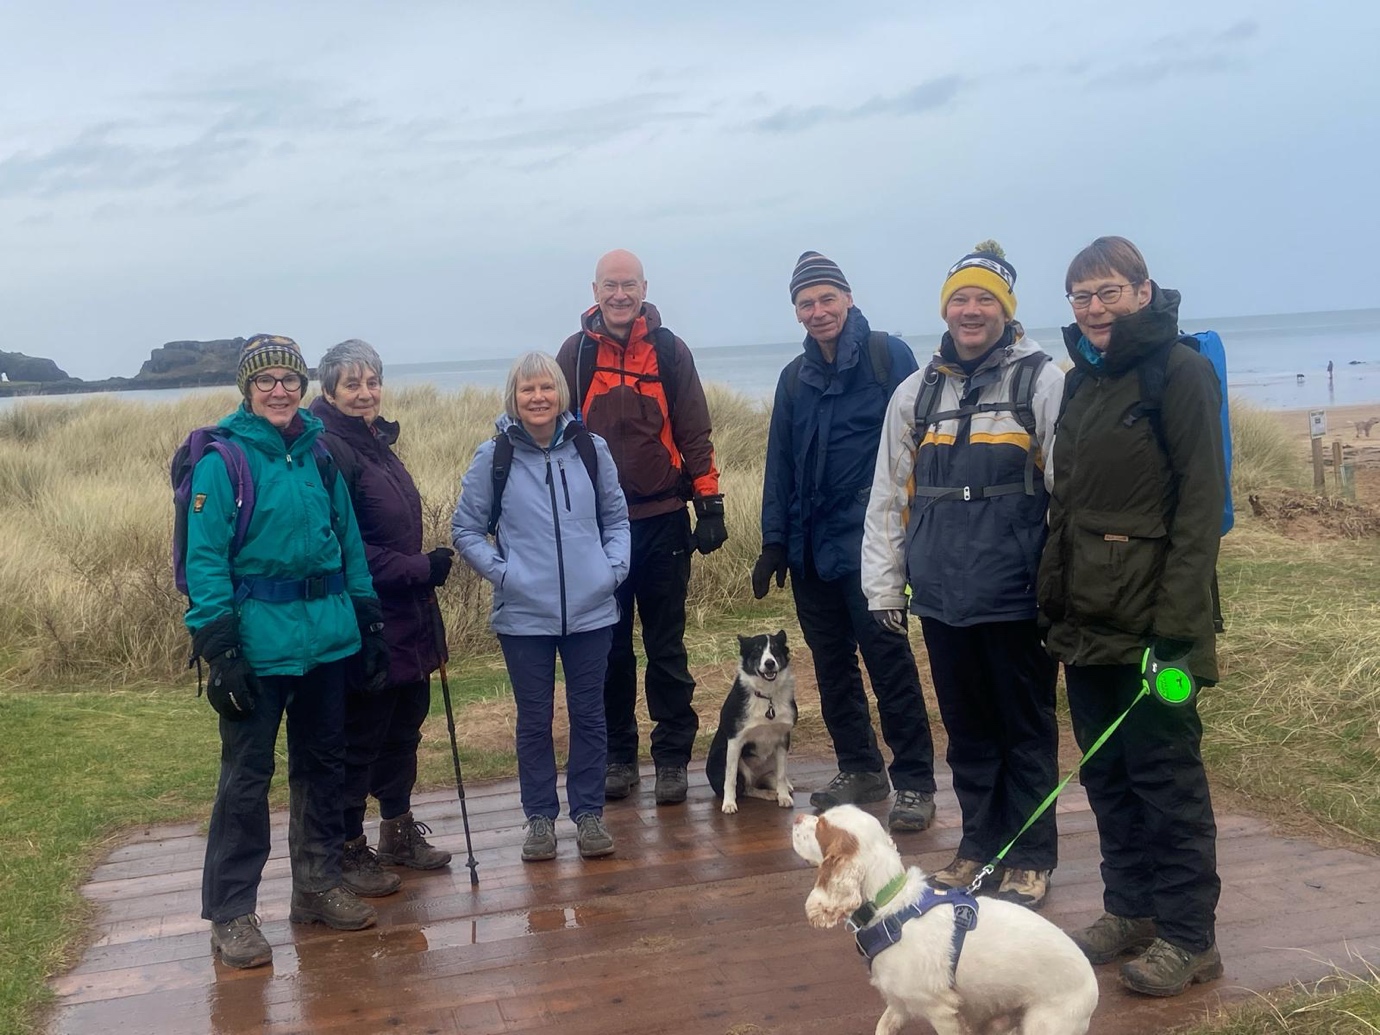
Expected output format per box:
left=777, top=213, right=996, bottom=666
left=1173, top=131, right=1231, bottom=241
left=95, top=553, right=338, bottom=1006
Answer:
left=802, top=306, right=870, bottom=370
left=1062, top=283, right=1182, bottom=378
left=220, top=402, right=323, bottom=456
left=308, top=395, right=400, bottom=449
left=580, top=301, right=664, bottom=341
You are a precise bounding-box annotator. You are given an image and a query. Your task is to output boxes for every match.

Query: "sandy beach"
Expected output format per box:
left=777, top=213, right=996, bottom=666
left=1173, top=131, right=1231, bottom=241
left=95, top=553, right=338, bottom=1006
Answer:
left=1269, top=401, right=1380, bottom=498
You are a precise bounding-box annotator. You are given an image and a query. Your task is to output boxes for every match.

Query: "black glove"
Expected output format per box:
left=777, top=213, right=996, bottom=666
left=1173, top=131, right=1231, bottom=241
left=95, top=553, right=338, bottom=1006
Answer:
left=352, top=597, right=391, bottom=694
left=751, top=543, right=789, bottom=600
left=191, top=615, right=259, bottom=720
left=426, top=546, right=455, bottom=587
left=1152, top=637, right=1194, bottom=662
left=692, top=495, right=728, bottom=555
left=871, top=609, right=906, bottom=635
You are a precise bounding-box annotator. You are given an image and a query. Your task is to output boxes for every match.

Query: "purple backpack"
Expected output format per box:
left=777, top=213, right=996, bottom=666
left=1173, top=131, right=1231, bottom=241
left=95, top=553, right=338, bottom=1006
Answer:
left=170, top=426, right=334, bottom=600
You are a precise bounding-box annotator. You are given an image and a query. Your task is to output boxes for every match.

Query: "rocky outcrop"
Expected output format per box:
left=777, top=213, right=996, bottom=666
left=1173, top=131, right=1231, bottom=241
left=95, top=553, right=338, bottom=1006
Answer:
left=137, top=339, right=245, bottom=381
left=0, top=351, right=69, bottom=382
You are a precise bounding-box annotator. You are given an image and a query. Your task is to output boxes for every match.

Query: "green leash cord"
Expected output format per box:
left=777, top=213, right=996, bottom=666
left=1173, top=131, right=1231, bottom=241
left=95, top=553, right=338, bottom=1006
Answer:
left=966, top=645, right=1198, bottom=893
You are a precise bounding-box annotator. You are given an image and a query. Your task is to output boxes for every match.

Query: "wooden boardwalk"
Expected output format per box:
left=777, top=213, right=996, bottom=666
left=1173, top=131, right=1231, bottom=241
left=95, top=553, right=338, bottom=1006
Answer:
left=49, top=757, right=1380, bottom=1035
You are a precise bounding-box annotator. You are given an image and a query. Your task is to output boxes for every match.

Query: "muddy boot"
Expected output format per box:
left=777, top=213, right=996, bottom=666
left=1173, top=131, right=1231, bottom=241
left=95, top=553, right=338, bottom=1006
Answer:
left=289, top=886, right=377, bottom=930
left=1070, top=912, right=1157, bottom=965
left=210, top=913, right=272, bottom=969
left=342, top=835, right=402, bottom=897
left=604, top=763, right=640, bottom=800
left=1121, top=938, right=1224, bottom=996
left=377, top=811, right=452, bottom=870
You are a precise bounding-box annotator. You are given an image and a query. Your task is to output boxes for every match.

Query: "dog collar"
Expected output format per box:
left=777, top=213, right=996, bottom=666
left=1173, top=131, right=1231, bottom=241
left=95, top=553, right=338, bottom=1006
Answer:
left=846, top=872, right=909, bottom=931
left=751, top=688, right=777, bottom=720
left=853, top=886, right=980, bottom=982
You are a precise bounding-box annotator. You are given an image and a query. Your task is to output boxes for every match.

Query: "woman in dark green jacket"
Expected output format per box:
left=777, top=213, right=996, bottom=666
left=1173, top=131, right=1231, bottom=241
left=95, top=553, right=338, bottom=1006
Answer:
left=184, top=335, right=389, bottom=969
left=1037, top=237, right=1225, bottom=998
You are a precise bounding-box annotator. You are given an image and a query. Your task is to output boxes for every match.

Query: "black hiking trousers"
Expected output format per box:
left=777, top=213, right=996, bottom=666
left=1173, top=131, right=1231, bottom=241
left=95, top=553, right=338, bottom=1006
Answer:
left=1065, top=662, right=1221, bottom=953
left=792, top=560, right=936, bottom=794
left=921, top=617, right=1058, bottom=869
left=604, top=508, right=699, bottom=768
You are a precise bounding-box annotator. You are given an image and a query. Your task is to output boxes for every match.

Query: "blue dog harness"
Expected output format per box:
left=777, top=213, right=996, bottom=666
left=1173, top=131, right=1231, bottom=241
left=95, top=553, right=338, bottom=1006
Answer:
left=848, top=878, right=979, bottom=979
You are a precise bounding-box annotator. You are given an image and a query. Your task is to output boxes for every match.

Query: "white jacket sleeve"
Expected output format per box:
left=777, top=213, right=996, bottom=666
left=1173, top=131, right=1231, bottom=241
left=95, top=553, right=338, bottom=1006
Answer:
left=861, top=369, right=923, bottom=611
left=1031, top=354, right=1066, bottom=494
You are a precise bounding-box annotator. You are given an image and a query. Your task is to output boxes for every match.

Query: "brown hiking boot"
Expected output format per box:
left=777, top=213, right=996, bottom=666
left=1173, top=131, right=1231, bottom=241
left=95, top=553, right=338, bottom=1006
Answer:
left=929, top=856, right=1003, bottom=895
left=210, top=913, right=272, bottom=969
left=1070, top=912, right=1157, bottom=965
left=377, top=811, right=452, bottom=870
left=1121, top=938, right=1224, bottom=996
left=342, top=835, right=402, bottom=897
left=994, top=867, right=1051, bottom=909
left=289, top=886, right=377, bottom=931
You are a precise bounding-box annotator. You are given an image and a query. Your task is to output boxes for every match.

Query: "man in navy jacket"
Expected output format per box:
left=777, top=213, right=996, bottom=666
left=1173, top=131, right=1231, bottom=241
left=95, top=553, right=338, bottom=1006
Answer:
left=753, top=251, right=938, bottom=833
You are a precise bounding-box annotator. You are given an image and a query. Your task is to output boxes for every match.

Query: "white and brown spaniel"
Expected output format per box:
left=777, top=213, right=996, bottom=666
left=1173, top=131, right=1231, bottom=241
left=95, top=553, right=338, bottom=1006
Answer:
left=793, top=806, right=1097, bottom=1035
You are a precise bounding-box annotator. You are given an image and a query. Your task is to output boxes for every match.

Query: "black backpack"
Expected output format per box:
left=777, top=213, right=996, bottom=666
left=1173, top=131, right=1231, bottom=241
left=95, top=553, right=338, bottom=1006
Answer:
left=487, top=424, right=602, bottom=536
left=909, top=350, right=1051, bottom=500
left=571, top=326, right=679, bottom=420
left=783, top=330, right=895, bottom=401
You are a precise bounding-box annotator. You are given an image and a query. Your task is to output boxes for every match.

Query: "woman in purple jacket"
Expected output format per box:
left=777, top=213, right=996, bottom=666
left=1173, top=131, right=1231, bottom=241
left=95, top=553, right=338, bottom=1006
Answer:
left=310, top=340, right=455, bottom=897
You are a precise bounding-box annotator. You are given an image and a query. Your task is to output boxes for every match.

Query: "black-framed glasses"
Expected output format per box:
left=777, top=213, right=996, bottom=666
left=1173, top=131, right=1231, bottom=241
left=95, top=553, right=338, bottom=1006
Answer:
left=1066, top=282, right=1141, bottom=309
left=250, top=373, right=307, bottom=393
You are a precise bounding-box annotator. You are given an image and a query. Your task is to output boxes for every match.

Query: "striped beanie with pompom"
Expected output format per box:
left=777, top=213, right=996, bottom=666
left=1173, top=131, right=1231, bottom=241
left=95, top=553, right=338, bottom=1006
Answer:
left=939, top=240, right=1018, bottom=320
left=236, top=334, right=309, bottom=395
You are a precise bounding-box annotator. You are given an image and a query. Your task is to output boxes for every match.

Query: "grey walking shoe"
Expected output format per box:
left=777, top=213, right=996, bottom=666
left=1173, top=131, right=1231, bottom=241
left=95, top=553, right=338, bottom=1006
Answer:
left=809, top=770, right=890, bottom=810
left=210, top=913, right=272, bottom=969
left=654, top=765, right=688, bottom=805
left=377, top=811, right=452, bottom=870
left=604, top=763, right=641, bottom=800
left=521, top=815, right=558, bottom=862
left=342, top=835, right=403, bottom=897
left=289, top=886, right=377, bottom=930
left=1070, top=912, right=1157, bottom=965
left=1121, top=938, right=1224, bottom=996
left=887, top=789, right=936, bottom=832
left=575, top=813, right=615, bottom=858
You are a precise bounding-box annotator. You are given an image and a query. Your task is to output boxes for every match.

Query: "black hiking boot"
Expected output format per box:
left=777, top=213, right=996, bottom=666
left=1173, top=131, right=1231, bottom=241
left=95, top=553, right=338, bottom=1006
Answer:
left=210, top=913, right=272, bottom=969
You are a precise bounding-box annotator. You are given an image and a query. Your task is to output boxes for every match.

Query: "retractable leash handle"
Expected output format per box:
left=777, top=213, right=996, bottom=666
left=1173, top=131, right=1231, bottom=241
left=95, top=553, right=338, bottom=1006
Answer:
left=1141, top=644, right=1198, bottom=707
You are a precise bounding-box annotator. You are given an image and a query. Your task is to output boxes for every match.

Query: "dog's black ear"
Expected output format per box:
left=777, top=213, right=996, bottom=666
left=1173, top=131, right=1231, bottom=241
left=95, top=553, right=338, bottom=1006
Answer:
left=738, top=634, right=750, bottom=650
left=774, top=629, right=787, bottom=642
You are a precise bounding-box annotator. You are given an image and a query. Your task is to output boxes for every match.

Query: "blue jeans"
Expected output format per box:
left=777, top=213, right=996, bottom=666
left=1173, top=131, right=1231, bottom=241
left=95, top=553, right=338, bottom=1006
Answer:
left=499, top=626, right=613, bottom=820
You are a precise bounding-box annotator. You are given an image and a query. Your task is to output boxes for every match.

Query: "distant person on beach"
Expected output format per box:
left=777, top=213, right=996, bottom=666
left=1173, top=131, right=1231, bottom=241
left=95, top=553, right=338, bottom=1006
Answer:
left=556, top=250, right=724, bottom=807
left=452, top=352, right=630, bottom=861
left=183, top=335, right=387, bottom=969
left=309, top=339, right=454, bottom=899
left=861, top=241, right=1064, bottom=906
left=1038, top=236, right=1225, bottom=996
left=755, top=250, right=938, bottom=833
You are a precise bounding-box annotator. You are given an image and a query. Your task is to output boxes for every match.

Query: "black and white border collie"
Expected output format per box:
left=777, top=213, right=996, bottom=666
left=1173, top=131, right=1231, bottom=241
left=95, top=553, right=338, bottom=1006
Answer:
left=707, top=630, right=798, bottom=814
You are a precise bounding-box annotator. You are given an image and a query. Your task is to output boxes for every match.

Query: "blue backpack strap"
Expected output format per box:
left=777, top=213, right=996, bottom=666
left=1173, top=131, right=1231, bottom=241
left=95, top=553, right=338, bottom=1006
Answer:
left=568, top=423, right=603, bottom=534
left=783, top=353, right=807, bottom=403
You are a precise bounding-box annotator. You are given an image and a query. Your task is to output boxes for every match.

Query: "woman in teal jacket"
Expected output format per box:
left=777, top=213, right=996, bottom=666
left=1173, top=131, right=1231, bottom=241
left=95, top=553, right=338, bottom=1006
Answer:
left=183, top=335, right=389, bottom=970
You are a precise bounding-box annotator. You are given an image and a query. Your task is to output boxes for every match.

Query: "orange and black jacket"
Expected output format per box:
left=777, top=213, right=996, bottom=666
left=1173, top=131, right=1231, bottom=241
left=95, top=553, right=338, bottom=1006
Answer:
left=557, top=302, right=719, bottom=522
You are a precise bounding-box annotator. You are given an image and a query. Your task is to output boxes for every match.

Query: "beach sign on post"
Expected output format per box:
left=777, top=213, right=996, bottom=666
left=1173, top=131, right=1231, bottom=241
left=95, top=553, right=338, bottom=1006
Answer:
left=1310, top=410, right=1327, bottom=491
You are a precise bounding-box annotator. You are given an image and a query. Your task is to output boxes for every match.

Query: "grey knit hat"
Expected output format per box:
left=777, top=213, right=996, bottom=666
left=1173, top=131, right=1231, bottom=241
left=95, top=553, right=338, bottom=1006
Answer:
left=789, top=251, right=851, bottom=302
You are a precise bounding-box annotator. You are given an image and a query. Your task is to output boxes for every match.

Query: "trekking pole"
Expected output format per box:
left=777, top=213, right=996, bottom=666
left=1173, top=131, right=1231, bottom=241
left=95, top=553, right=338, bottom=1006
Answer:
left=431, top=595, right=479, bottom=886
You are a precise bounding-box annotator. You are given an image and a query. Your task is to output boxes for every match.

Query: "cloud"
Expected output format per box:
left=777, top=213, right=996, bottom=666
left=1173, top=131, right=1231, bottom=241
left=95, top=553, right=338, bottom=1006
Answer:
left=748, top=74, right=965, bottom=134
left=1086, top=52, right=1239, bottom=89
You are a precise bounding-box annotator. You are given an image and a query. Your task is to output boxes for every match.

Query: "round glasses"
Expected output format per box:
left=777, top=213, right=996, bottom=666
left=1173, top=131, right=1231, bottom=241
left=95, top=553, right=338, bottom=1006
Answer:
left=250, top=373, right=307, bottom=393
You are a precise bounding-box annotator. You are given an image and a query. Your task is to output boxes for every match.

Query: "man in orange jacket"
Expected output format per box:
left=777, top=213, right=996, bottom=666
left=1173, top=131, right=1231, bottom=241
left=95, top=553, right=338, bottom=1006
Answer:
left=557, top=250, right=725, bottom=806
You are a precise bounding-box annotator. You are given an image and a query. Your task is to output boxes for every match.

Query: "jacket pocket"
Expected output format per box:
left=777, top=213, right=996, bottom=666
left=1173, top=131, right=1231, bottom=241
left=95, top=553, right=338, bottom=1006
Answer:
left=1067, top=509, right=1167, bottom=630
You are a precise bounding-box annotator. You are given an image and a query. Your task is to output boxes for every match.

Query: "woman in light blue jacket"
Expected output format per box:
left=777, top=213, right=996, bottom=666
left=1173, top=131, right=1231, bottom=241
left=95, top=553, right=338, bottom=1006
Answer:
left=453, top=351, right=630, bottom=863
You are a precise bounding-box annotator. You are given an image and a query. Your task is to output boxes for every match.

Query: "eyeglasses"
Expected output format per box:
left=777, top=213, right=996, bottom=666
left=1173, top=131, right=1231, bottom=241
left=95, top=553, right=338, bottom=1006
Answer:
left=250, top=373, right=307, bottom=393
left=1066, top=282, right=1141, bottom=309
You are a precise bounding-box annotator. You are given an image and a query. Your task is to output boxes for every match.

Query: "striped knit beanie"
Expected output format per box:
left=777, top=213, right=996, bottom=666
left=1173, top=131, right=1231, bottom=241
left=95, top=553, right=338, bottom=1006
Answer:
left=939, top=240, right=1018, bottom=320
left=237, top=334, right=309, bottom=395
left=790, top=251, right=851, bottom=303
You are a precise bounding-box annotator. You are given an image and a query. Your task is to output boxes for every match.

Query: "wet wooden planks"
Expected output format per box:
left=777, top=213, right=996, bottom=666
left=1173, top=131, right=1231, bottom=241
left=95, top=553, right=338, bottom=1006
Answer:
left=48, top=757, right=1380, bottom=1035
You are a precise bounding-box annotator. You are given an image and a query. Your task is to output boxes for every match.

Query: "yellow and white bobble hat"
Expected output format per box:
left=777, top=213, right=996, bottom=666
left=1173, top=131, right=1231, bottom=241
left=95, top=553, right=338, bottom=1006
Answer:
left=939, top=241, right=1018, bottom=320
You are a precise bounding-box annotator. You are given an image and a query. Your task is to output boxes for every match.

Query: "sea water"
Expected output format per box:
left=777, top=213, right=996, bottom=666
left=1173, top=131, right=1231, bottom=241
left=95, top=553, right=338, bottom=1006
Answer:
left=5, top=308, right=1379, bottom=412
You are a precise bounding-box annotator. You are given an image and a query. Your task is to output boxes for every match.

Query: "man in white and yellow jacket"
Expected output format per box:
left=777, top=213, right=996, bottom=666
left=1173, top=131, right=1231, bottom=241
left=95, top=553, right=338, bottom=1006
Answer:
left=861, top=242, right=1064, bottom=909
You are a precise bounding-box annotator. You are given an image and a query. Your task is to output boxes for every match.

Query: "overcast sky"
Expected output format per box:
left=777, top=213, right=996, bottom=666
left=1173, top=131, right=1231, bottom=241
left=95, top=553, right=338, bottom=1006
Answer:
left=1, top=0, right=1376, bottom=378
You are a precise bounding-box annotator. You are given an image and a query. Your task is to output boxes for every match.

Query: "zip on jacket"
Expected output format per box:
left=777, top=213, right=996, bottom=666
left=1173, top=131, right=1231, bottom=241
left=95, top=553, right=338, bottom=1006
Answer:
left=544, top=449, right=569, bottom=637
